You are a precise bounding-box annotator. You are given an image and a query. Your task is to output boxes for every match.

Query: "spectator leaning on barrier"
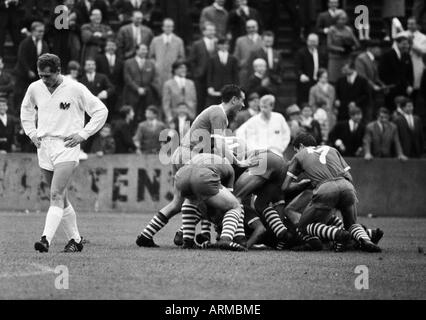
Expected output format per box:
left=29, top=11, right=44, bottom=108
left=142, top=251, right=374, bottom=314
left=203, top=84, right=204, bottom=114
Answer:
left=0, top=97, right=18, bottom=153
left=112, top=105, right=137, bottom=154
left=394, top=98, right=424, bottom=158
left=299, top=103, right=322, bottom=144
left=329, top=104, right=365, bottom=157
left=363, top=107, right=407, bottom=161
left=90, top=123, right=116, bottom=156
left=133, top=105, right=167, bottom=154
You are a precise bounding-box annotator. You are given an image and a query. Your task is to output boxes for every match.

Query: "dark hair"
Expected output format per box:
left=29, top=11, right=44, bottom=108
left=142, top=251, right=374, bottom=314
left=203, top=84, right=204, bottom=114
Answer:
left=37, top=53, right=61, bottom=73
left=31, top=21, right=44, bottom=32
left=262, top=31, right=275, bottom=38
left=394, top=95, right=407, bottom=108
left=146, top=105, right=159, bottom=115
left=221, top=84, right=242, bottom=103
left=365, top=38, right=381, bottom=48
left=172, top=60, right=187, bottom=74
left=317, top=68, right=327, bottom=79
left=217, top=37, right=229, bottom=45
left=377, top=107, right=389, bottom=116
left=119, top=105, right=134, bottom=119
left=136, top=43, right=148, bottom=51
left=293, top=133, right=317, bottom=148
left=344, top=59, right=356, bottom=70
left=349, top=106, right=362, bottom=116
left=67, top=60, right=80, bottom=72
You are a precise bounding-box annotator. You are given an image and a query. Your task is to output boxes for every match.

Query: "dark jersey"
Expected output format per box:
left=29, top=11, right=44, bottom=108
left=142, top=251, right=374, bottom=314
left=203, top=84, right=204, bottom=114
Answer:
left=182, top=104, right=228, bottom=148
left=287, top=146, right=351, bottom=186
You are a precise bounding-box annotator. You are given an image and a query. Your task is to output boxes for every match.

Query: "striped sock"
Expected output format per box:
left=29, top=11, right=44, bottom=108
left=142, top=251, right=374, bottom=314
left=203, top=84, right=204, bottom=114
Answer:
left=234, top=210, right=246, bottom=239
left=361, top=225, right=374, bottom=239
left=297, top=230, right=320, bottom=243
left=200, top=219, right=211, bottom=235
left=141, top=212, right=168, bottom=240
left=327, top=215, right=344, bottom=229
left=276, top=241, right=286, bottom=250
left=220, top=209, right=240, bottom=241
left=306, top=222, right=341, bottom=241
left=349, top=224, right=371, bottom=242
left=182, top=204, right=201, bottom=241
left=262, top=207, right=287, bottom=239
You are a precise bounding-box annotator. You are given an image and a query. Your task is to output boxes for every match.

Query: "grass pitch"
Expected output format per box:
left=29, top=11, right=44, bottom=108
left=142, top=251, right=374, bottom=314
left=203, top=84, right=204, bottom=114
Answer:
left=0, top=211, right=425, bottom=300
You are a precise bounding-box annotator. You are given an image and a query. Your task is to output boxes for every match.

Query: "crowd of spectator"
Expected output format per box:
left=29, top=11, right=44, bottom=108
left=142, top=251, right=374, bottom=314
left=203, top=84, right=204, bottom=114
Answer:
left=0, top=0, right=425, bottom=160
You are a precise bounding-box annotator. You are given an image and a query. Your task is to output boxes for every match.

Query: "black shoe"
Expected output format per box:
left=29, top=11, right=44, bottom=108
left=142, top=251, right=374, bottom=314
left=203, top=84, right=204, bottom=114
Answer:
left=136, top=234, right=159, bottom=247
left=233, top=236, right=247, bottom=248
left=371, top=228, right=384, bottom=245
left=359, top=239, right=382, bottom=253
left=306, top=236, right=323, bottom=251
left=215, top=239, right=247, bottom=252
left=195, top=232, right=211, bottom=246
left=182, top=238, right=198, bottom=249
left=34, top=236, right=49, bottom=253
left=333, top=241, right=347, bottom=252
left=64, top=238, right=83, bottom=252
left=335, top=229, right=351, bottom=244
left=174, top=230, right=183, bottom=246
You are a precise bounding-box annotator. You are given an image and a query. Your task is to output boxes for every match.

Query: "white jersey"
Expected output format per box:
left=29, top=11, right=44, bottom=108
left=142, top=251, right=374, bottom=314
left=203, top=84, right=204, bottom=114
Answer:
left=20, top=76, right=108, bottom=140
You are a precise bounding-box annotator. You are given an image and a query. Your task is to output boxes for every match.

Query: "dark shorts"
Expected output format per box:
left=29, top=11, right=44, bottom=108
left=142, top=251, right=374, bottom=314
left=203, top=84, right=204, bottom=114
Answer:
left=311, top=178, right=357, bottom=210
left=286, top=189, right=313, bottom=213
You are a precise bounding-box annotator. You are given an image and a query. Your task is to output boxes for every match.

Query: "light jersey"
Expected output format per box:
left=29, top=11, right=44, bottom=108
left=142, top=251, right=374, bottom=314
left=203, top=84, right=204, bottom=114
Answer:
left=20, top=76, right=108, bottom=140
left=287, top=146, right=351, bottom=186
left=181, top=104, right=228, bottom=148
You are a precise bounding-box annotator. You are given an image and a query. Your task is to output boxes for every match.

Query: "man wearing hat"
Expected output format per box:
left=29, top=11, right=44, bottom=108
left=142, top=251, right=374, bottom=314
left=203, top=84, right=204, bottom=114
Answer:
left=379, top=32, right=414, bottom=111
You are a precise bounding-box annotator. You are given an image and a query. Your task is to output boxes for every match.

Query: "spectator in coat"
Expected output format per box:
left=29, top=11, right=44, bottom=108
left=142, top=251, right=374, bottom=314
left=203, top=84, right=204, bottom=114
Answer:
left=90, top=123, right=116, bottom=156
left=316, top=0, right=341, bottom=54
left=329, top=105, right=365, bottom=157
left=149, top=18, right=185, bottom=93
left=133, top=105, right=168, bottom=154
left=169, top=102, right=192, bottom=140
left=112, top=105, right=137, bottom=153
left=227, top=0, right=261, bottom=50
left=233, top=19, right=263, bottom=87
left=296, top=33, right=324, bottom=105
left=394, top=99, right=424, bottom=158
left=229, top=91, right=259, bottom=131
left=206, top=38, right=238, bottom=106
left=245, top=58, right=273, bottom=97
left=64, top=60, right=81, bottom=81
left=248, top=31, right=285, bottom=88
left=379, top=33, right=414, bottom=111
left=13, top=21, right=49, bottom=113
left=335, top=62, right=370, bottom=121
left=299, top=103, right=322, bottom=144
left=364, top=107, right=407, bottom=160
left=80, top=9, right=113, bottom=63
left=0, top=97, right=18, bottom=153
left=199, top=0, right=228, bottom=39
left=0, top=57, right=14, bottom=102
left=189, top=22, right=217, bottom=114
left=114, top=0, right=154, bottom=25
left=75, top=0, right=109, bottom=25
left=162, top=61, right=197, bottom=123
left=158, top=0, right=192, bottom=44
left=0, top=0, right=23, bottom=56
left=95, top=39, right=124, bottom=117
left=116, top=10, right=153, bottom=60
left=123, top=43, right=157, bottom=123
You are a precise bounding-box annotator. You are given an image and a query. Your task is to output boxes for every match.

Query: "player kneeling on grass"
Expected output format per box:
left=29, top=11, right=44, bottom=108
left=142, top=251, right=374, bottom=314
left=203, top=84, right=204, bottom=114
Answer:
left=281, top=133, right=382, bottom=253
left=175, top=153, right=251, bottom=251
left=20, top=53, right=108, bottom=253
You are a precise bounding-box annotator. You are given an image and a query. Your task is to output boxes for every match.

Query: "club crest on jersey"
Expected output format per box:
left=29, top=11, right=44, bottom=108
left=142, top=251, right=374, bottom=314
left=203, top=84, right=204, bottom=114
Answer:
left=59, top=102, right=70, bottom=110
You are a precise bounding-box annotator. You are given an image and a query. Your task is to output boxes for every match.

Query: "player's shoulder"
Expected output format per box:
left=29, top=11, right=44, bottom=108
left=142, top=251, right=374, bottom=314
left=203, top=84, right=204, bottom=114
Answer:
left=271, top=111, right=286, bottom=121
left=26, top=79, right=44, bottom=91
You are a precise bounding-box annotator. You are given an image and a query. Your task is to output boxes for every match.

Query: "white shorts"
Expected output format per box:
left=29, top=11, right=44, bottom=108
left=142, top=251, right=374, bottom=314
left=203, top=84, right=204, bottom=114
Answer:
left=37, top=137, right=80, bottom=171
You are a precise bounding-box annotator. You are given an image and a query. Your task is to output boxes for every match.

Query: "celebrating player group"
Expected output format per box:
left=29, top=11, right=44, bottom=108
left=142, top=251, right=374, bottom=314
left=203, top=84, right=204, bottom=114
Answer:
left=22, top=53, right=383, bottom=254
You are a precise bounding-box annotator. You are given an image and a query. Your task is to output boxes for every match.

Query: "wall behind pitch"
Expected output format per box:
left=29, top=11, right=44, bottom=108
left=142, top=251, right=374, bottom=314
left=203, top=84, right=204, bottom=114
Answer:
left=0, top=154, right=425, bottom=216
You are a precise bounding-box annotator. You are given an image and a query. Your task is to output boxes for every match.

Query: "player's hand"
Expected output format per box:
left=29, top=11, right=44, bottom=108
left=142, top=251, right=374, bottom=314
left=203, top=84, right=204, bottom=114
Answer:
left=298, top=179, right=311, bottom=186
left=364, top=153, right=373, bottom=161
left=96, top=151, right=104, bottom=157
left=31, top=135, right=41, bottom=148
left=398, top=154, right=408, bottom=162
left=406, top=86, right=413, bottom=95
left=97, top=90, right=108, bottom=100
left=28, top=71, right=36, bottom=79
left=64, top=134, right=85, bottom=148
left=300, top=74, right=310, bottom=83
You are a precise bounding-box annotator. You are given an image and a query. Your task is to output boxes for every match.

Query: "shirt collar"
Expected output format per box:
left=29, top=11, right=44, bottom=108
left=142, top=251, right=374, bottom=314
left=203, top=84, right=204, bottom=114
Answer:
left=163, top=33, right=172, bottom=42
left=366, top=51, right=375, bottom=61
left=347, top=72, right=357, bottom=83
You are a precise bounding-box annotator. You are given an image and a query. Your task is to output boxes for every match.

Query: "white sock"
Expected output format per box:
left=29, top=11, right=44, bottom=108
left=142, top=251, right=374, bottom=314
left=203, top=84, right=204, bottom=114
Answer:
left=42, top=206, right=64, bottom=244
left=61, top=204, right=81, bottom=243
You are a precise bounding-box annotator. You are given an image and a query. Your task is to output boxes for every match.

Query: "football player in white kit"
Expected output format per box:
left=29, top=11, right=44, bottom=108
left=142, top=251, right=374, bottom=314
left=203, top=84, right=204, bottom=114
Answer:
left=20, top=54, right=108, bottom=253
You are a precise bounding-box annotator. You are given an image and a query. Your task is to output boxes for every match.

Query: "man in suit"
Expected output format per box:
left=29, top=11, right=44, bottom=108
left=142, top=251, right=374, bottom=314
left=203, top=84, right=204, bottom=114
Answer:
left=316, top=0, right=341, bottom=55
left=295, top=33, right=323, bottom=105
left=248, top=31, right=284, bottom=89
left=245, top=58, right=273, bottom=96
left=354, top=39, right=385, bottom=122
left=364, top=107, right=407, bottom=160
left=80, top=58, right=115, bottom=112
left=116, top=10, right=154, bottom=60
left=169, top=102, right=192, bottom=140
left=189, top=22, right=217, bottom=114
left=199, top=0, right=228, bottom=39
left=123, top=43, right=157, bottom=123
left=335, top=62, right=371, bottom=121
left=162, top=61, right=197, bottom=123
left=379, top=33, right=414, bottom=111
left=111, top=105, right=137, bottom=153
left=149, top=18, right=185, bottom=93
left=0, top=57, right=13, bottom=104
left=329, top=105, right=365, bottom=157
left=0, top=0, right=22, bottom=57
left=13, top=21, right=49, bottom=112
left=227, top=0, right=261, bottom=50
left=75, top=0, right=109, bottom=25
left=394, top=98, right=424, bottom=158
left=96, top=39, right=124, bottom=118
left=0, top=97, right=18, bottom=153
left=206, top=38, right=238, bottom=106
left=233, top=19, right=263, bottom=87
left=114, top=0, right=153, bottom=25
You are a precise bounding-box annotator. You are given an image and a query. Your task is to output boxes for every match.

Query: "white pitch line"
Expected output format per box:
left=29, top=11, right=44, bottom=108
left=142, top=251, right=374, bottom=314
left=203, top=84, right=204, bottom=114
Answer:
left=0, top=263, right=56, bottom=279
